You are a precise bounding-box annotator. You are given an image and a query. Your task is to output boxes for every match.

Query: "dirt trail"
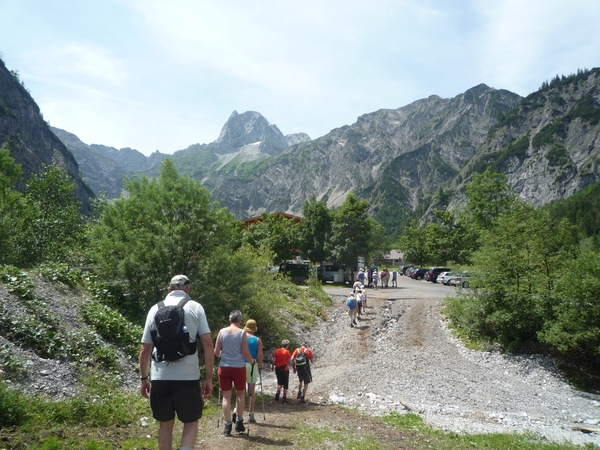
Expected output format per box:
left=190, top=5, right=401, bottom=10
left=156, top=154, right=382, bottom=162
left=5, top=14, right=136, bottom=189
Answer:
left=197, top=279, right=600, bottom=447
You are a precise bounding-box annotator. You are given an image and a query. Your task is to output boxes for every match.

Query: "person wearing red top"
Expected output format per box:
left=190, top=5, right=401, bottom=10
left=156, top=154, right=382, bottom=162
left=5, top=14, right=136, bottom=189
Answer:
left=271, top=339, right=293, bottom=403
left=291, top=342, right=314, bottom=403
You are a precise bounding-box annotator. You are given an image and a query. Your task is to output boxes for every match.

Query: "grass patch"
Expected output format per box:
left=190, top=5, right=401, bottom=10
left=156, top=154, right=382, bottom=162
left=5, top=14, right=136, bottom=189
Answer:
left=384, top=412, right=591, bottom=449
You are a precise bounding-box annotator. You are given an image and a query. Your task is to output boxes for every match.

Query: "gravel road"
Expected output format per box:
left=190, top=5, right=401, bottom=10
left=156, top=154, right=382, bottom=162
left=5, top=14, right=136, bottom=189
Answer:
left=264, top=277, right=600, bottom=447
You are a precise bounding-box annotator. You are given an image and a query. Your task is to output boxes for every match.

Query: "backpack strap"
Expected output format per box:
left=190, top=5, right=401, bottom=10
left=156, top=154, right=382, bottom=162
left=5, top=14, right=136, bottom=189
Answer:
left=157, top=301, right=165, bottom=309
left=177, top=297, right=190, bottom=308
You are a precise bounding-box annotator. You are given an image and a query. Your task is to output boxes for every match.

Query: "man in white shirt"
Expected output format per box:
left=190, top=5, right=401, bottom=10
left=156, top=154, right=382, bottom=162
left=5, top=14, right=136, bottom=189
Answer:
left=139, top=275, right=214, bottom=450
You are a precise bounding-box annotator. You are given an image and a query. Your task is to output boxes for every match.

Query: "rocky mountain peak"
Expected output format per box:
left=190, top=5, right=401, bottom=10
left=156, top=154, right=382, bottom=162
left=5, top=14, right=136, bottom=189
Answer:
left=212, top=110, right=289, bottom=155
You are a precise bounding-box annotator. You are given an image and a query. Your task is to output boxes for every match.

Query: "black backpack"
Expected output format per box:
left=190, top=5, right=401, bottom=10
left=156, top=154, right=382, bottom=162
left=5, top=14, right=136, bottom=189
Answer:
left=295, top=349, right=307, bottom=366
left=150, top=298, right=197, bottom=362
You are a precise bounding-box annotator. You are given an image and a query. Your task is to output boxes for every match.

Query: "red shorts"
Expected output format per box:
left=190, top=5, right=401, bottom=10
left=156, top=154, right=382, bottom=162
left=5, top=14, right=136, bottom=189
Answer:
left=218, top=366, right=246, bottom=391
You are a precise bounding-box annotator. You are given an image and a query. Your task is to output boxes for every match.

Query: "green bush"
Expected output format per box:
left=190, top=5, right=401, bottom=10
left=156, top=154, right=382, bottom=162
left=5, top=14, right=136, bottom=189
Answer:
left=81, top=303, right=142, bottom=359
left=0, top=265, right=35, bottom=300
left=538, top=250, right=600, bottom=360
left=38, top=263, right=83, bottom=288
left=0, top=380, right=30, bottom=427
left=0, top=344, right=26, bottom=380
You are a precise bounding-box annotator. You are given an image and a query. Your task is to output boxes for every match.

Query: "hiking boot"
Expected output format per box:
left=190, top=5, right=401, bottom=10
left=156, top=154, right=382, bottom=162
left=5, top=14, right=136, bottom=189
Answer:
left=353, top=320, right=357, bottom=325
left=297, top=390, right=302, bottom=399
left=350, top=323, right=354, bottom=327
left=223, top=422, right=232, bottom=436
left=235, top=419, right=245, bottom=433
left=275, top=391, right=280, bottom=401
left=299, top=396, right=306, bottom=404
left=249, top=412, right=256, bottom=423
left=282, top=397, right=288, bottom=404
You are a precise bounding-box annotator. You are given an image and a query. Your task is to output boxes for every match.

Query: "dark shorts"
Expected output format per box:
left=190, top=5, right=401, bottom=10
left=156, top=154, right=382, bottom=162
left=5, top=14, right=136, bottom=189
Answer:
left=150, top=379, right=204, bottom=423
left=218, top=366, right=246, bottom=391
left=275, top=366, right=290, bottom=389
left=296, top=364, right=312, bottom=384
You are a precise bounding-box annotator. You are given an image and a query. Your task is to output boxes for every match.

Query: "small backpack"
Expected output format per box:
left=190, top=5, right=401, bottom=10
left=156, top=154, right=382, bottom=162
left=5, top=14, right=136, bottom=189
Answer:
left=150, top=298, right=197, bottom=362
left=347, top=297, right=356, bottom=309
left=295, top=349, right=307, bottom=366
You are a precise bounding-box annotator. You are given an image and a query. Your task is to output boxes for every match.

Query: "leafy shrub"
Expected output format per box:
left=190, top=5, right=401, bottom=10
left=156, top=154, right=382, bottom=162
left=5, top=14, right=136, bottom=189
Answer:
left=538, top=250, right=600, bottom=360
left=0, top=344, right=26, bottom=381
left=38, top=263, right=82, bottom=288
left=0, top=265, right=35, bottom=300
left=0, top=380, right=30, bottom=427
left=64, top=328, right=122, bottom=375
left=81, top=303, right=142, bottom=359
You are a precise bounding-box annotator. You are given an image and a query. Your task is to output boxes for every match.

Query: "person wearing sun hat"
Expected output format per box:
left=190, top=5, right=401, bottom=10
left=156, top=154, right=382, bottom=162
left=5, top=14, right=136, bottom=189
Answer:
left=243, top=319, right=263, bottom=423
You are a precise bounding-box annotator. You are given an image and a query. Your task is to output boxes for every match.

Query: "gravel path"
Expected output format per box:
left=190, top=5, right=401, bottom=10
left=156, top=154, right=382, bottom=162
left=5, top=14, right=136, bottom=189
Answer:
left=264, top=277, right=600, bottom=447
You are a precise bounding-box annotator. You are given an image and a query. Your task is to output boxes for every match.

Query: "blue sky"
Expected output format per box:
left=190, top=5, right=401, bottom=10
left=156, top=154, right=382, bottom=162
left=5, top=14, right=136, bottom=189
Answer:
left=1, top=0, right=599, bottom=156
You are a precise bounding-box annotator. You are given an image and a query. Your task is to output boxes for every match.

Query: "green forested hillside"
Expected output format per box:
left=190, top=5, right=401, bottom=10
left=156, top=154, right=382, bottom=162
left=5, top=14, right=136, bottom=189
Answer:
left=545, top=179, right=600, bottom=241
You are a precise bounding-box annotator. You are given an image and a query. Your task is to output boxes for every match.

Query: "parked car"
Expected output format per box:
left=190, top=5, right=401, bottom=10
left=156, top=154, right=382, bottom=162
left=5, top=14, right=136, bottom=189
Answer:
left=316, top=264, right=350, bottom=283
left=436, top=271, right=453, bottom=285
left=411, top=268, right=429, bottom=280
left=399, top=265, right=414, bottom=276
left=455, top=271, right=470, bottom=288
left=425, top=267, right=451, bottom=282
left=279, top=262, right=310, bottom=283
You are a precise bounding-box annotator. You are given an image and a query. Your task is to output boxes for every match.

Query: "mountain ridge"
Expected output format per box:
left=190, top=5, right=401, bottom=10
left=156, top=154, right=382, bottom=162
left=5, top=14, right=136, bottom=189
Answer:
left=43, top=68, right=600, bottom=233
left=0, top=58, right=94, bottom=211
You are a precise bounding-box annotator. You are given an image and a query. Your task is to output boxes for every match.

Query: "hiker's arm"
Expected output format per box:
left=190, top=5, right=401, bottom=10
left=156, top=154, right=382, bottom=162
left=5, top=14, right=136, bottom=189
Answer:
left=199, top=332, right=214, bottom=399
left=257, top=337, right=264, bottom=368
left=139, top=343, right=152, bottom=398
left=214, top=330, right=222, bottom=357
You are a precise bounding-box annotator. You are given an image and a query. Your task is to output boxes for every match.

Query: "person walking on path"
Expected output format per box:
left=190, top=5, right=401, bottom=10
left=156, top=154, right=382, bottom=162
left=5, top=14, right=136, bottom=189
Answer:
left=356, top=288, right=364, bottom=319
left=272, top=339, right=293, bottom=403
left=214, top=310, right=255, bottom=436
left=291, top=342, right=314, bottom=403
left=360, top=287, right=368, bottom=310
left=391, top=269, right=398, bottom=287
left=357, top=268, right=366, bottom=286
left=383, top=268, right=390, bottom=288
left=243, top=319, right=263, bottom=423
left=139, top=275, right=214, bottom=450
left=372, top=269, right=379, bottom=290
left=347, top=292, right=358, bottom=327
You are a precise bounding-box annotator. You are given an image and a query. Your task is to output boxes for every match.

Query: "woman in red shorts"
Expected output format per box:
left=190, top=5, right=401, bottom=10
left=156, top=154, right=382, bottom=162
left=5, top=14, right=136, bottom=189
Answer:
left=214, top=310, right=254, bottom=436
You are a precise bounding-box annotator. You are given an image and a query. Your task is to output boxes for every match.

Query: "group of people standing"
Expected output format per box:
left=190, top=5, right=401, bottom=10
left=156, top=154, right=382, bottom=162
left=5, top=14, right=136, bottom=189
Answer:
left=357, top=266, right=398, bottom=289
left=139, top=274, right=315, bottom=449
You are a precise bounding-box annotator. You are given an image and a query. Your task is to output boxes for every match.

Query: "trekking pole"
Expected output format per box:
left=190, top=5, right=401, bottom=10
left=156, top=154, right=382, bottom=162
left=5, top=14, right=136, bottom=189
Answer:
left=217, top=387, right=221, bottom=428
left=248, top=362, right=255, bottom=436
left=259, top=368, right=265, bottom=420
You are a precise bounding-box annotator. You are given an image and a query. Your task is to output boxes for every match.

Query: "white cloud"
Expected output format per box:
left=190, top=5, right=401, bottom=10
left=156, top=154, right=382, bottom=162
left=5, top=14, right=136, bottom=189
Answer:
left=2, top=0, right=599, bottom=155
left=28, top=42, right=128, bottom=85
